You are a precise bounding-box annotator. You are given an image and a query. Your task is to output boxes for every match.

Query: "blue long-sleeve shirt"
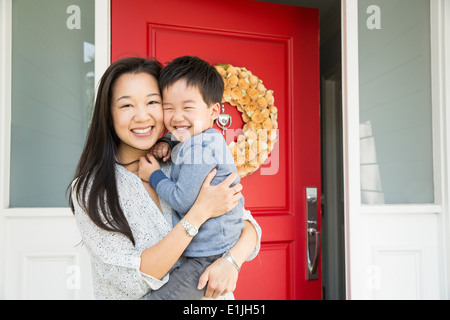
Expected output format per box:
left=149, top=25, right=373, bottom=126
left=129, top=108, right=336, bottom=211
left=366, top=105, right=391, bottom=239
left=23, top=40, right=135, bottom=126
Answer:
left=149, top=129, right=244, bottom=257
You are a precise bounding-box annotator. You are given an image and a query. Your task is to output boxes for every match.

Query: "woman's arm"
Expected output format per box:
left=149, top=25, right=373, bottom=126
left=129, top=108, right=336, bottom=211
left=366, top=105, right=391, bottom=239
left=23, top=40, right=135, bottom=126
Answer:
left=198, top=219, right=259, bottom=299
left=229, top=220, right=259, bottom=267
left=139, top=210, right=203, bottom=280
left=139, top=169, right=242, bottom=279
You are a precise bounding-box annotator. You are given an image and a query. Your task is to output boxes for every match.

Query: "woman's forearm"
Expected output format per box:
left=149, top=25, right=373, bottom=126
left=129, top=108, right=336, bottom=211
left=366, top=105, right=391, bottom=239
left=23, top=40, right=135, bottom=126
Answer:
left=140, top=214, right=257, bottom=281
left=139, top=207, right=207, bottom=280
left=139, top=222, right=190, bottom=280
left=227, top=220, right=258, bottom=268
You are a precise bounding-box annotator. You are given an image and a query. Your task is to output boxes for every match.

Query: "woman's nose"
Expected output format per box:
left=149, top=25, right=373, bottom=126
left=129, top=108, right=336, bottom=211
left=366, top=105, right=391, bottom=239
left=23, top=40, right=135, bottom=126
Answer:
left=134, top=105, right=151, bottom=122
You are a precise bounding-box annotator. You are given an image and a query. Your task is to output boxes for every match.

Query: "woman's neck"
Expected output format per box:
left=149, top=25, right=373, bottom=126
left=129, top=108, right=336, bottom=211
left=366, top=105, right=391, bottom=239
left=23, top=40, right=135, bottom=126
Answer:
left=116, top=143, right=149, bottom=172
left=115, top=142, right=162, bottom=212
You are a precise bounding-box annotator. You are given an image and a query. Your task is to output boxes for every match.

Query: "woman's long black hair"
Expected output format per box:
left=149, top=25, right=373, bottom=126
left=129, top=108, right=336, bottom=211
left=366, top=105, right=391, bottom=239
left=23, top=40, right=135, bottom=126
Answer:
left=68, top=57, right=163, bottom=245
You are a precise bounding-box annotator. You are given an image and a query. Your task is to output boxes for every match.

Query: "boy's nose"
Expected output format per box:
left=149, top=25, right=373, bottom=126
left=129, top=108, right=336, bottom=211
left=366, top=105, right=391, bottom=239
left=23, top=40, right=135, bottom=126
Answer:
left=172, top=111, right=184, bottom=122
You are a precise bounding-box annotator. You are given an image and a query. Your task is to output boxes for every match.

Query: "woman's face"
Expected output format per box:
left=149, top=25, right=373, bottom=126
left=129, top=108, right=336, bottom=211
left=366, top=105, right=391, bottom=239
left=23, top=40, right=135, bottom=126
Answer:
left=111, top=72, right=164, bottom=158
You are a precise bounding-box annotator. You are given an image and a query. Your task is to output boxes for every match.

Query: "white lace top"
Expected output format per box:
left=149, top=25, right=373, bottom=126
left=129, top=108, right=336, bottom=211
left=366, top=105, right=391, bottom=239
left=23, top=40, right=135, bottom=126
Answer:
left=72, top=163, right=261, bottom=300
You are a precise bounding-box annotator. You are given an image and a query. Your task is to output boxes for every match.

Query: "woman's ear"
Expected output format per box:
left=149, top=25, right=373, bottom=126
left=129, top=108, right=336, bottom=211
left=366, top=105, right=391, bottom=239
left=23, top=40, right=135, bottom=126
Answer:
left=210, top=103, right=221, bottom=121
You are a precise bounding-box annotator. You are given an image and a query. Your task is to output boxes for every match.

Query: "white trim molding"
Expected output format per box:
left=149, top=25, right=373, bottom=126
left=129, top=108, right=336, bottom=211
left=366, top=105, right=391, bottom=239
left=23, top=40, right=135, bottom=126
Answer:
left=0, top=0, right=12, bottom=211
left=0, top=0, right=12, bottom=299
left=431, top=0, right=450, bottom=299
left=95, top=0, right=111, bottom=89
left=341, top=0, right=361, bottom=300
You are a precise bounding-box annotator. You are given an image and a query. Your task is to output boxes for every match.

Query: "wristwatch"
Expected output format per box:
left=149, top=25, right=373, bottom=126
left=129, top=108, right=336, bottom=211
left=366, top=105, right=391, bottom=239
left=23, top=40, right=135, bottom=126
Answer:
left=180, top=218, right=198, bottom=237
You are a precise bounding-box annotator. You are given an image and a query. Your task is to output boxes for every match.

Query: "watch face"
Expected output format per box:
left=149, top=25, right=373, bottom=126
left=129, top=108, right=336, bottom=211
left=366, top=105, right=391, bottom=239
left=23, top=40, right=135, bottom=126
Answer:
left=188, top=226, right=197, bottom=236
left=181, top=219, right=198, bottom=236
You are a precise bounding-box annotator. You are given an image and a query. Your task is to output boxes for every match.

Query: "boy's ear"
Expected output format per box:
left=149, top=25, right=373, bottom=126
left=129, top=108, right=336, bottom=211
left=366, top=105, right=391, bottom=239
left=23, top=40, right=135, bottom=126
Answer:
left=210, top=103, right=221, bottom=120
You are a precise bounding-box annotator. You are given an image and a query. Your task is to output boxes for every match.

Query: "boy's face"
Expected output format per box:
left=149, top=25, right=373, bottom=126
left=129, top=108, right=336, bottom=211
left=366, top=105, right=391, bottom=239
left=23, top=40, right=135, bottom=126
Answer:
left=162, top=79, right=220, bottom=142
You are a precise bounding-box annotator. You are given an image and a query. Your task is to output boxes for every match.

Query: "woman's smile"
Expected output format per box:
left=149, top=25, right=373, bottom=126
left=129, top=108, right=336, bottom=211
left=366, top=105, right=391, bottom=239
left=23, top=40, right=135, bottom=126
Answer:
left=131, top=126, right=154, bottom=136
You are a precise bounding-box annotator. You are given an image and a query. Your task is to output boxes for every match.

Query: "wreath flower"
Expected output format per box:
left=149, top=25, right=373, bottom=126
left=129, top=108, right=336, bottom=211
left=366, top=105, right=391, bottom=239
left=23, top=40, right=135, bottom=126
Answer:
left=216, top=64, right=279, bottom=177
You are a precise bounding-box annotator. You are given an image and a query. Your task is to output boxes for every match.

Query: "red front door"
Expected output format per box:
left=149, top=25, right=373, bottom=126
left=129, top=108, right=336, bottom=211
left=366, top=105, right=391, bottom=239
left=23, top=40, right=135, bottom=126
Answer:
left=112, top=0, right=321, bottom=300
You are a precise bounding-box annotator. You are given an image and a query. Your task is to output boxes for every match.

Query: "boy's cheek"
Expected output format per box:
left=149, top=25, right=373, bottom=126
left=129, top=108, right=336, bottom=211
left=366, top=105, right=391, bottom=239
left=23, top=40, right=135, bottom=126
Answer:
left=162, top=116, right=172, bottom=130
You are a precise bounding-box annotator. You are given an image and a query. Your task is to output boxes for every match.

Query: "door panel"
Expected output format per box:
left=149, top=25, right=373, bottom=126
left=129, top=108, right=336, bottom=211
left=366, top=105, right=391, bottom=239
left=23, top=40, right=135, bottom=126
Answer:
left=112, top=0, right=321, bottom=300
left=148, top=24, right=288, bottom=210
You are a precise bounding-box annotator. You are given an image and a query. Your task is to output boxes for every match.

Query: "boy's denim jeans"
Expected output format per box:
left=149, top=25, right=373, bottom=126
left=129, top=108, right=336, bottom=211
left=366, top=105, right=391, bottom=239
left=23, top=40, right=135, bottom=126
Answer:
left=143, top=254, right=222, bottom=300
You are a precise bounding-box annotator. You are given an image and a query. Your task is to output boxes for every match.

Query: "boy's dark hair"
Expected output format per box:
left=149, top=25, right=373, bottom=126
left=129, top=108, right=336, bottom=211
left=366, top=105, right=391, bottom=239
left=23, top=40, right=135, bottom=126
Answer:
left=159, top=56, right=224, bottom=106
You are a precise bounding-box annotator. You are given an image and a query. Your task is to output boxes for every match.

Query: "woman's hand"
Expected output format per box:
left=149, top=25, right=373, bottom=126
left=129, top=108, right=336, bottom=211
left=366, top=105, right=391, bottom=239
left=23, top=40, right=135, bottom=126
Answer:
left=189, top=169, right=243, bottom=224
left=197, top=256, right=239, bottom=299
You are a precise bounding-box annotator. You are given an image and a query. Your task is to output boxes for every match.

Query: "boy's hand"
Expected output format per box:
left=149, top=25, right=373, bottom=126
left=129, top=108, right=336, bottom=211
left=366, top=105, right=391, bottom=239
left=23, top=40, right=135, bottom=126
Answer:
left=150, top=141, right=171, bottom=162
left=138, top=154, right=161, bottom=182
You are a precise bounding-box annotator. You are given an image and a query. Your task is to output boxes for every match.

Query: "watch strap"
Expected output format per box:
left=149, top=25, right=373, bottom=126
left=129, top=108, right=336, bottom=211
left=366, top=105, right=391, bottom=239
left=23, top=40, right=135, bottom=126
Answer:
left=180, top=218, right=198, bottom=237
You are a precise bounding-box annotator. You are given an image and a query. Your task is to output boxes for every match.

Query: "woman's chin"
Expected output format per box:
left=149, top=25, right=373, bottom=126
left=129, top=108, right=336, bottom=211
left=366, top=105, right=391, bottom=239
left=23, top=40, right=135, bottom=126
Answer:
left=125, top=138, right=158, bottom=153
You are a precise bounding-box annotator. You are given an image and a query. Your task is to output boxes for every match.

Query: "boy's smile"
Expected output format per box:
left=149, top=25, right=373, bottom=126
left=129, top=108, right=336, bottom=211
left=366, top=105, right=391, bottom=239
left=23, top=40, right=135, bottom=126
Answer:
left=162, top=79, right=220, bottom=142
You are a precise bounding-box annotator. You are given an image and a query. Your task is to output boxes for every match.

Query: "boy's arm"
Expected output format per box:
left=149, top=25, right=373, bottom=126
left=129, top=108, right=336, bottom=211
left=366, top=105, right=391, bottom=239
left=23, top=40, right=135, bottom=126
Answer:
left=150, top=144, right=218, bottom=215
left=157, top=132, right=179, bottom=150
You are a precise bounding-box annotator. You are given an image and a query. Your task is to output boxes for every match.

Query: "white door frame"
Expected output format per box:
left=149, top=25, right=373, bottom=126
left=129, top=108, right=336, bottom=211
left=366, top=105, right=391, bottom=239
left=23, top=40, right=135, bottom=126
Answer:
left=0, top=0, right=110, bottom=299
left=0, top=0, right=12, bottom=297
left=342, top=0, right=450, bottom=299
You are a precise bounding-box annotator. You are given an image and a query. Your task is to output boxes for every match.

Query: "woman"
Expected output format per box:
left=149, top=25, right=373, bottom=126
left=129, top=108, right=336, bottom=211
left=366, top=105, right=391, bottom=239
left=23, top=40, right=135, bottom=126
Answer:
left=69, top=57, right=261, bottom=300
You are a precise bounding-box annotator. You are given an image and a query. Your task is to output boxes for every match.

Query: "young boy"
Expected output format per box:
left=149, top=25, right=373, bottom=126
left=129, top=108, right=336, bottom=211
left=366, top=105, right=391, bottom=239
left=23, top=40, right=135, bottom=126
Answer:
left=138, top=56, right=245, bottom=300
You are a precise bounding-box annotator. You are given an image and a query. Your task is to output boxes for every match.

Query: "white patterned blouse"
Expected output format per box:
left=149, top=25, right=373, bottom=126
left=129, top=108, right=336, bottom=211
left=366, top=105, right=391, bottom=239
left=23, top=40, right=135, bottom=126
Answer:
left=72, top=163, right=262, bottom=300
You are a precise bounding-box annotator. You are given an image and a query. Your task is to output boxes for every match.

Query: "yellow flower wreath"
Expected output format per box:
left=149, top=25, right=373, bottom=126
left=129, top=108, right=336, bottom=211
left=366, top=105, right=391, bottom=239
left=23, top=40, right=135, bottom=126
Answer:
left=215, top=64, right=278, bottom=177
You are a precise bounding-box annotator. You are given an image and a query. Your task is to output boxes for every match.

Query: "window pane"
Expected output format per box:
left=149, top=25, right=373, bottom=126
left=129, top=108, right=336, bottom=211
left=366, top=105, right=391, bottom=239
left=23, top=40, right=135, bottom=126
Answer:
left=358, top=0, right=434, bottom=204
left=11, top=0, right=95, bottom=207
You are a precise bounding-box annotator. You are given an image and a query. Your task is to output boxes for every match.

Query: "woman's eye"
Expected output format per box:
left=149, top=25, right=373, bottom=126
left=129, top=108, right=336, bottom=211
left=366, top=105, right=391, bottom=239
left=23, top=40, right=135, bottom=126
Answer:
left=148, top=100, right=161, bottom=106
left=121, top=104, right=132, bottom=109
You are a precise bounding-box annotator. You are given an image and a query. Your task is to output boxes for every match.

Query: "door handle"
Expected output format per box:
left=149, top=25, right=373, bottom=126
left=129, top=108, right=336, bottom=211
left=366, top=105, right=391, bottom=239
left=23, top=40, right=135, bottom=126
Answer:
left=306, top=187, right=321, bottom=280
left=307, top=227, right=321, bottom=275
